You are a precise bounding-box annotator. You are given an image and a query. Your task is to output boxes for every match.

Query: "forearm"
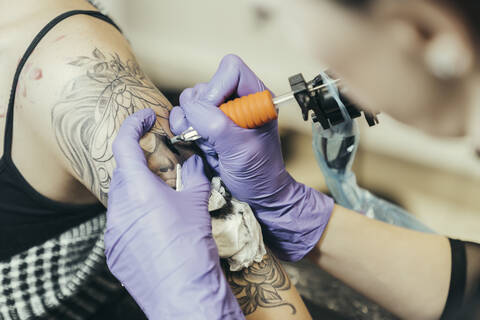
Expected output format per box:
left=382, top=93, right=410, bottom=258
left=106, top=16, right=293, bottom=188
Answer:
left=309, top=205, right=451, bottom=319
left=222, top=249, right=312, bottom=320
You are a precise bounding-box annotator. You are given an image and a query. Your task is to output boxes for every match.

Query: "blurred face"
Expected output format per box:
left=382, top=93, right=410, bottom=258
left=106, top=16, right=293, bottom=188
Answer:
left=252, top=0, right=479, bottom=141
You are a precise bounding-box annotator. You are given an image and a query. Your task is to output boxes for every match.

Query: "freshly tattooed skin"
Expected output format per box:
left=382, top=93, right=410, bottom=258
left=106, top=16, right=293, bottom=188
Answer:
left=52, top=48, right=189, bottom=202
left=222, top=251, right=296, bottom=315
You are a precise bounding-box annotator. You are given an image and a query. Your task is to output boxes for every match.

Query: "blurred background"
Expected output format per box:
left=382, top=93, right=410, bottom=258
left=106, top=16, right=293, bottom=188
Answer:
left=96, top=1, right=480, bottom=319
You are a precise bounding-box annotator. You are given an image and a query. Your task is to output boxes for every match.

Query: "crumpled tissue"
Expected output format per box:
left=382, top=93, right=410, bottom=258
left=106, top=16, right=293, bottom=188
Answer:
left=177, top=165, right=266, bottom=271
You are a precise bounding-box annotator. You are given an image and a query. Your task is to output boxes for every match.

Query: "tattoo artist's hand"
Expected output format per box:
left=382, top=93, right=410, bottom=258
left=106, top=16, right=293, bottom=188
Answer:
left=170, top=55, right=334, bottom=262
left=104, top=109, right=244, bottom=320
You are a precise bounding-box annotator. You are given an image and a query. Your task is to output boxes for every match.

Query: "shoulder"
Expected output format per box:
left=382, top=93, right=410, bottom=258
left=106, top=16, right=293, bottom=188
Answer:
left=13, top=10, right=172, bottom=202
left=16, top=11, right=136, bottom=136
left=13, top=9, right=142, bottom=185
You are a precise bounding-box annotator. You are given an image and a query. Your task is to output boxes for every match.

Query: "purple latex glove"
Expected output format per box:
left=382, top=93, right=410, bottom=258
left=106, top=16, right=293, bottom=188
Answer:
left=104, top=109, right=244, bottom=320
left=170, top=55, right=334, bottom=262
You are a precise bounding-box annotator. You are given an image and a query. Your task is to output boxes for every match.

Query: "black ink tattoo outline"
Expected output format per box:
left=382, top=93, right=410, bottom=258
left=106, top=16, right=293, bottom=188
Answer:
left=222, top=251, right=296, bottom=315
left=52, top=48, right=171, bottom=202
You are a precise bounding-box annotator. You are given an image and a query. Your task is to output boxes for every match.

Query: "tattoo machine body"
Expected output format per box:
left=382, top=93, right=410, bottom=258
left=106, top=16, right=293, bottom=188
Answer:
left=170, top=72, right=379, bottom=144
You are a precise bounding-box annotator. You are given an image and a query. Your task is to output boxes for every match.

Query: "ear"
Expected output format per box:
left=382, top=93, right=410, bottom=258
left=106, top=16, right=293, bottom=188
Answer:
left=376, top=0, right=475, bottom=80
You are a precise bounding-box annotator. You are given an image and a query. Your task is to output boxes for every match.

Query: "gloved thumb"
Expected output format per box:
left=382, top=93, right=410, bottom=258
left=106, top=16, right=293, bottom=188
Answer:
left=113, top=109, right=157, bottom=169
left=169, top=106, right=189, bottom=136
left=181, top=99, right=232, bottom=146
left=180, top=155, right=211, bottom=195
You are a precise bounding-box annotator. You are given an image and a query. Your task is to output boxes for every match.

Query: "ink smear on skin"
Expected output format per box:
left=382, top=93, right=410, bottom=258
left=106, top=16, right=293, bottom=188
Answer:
left=54, top=35, right=66, bottom=42
left=30, top=68, right=43, bottom=80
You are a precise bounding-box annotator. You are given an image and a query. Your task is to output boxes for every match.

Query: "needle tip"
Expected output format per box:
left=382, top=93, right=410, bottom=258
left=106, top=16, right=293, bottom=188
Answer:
left=170, top=136, right=182, bottom=145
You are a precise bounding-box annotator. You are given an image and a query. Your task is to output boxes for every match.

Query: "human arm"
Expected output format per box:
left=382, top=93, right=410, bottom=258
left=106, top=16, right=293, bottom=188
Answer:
left=14, top=13, right=190, bottom=206
left=220, top=250, right=311, bottom=320
left=309, top=205, right=451, bottom=320
left=310, top=205, right=480, bottom=320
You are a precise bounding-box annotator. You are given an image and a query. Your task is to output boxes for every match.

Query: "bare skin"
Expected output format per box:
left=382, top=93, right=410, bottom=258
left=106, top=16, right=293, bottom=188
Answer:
left=310, top=205, right=452, bottom=320
left=0, top=1, right=311, bottom=318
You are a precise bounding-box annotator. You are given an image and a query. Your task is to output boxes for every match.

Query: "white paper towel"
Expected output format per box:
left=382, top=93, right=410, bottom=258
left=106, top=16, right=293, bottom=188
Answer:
left=177, top=165, right=266, bottom=271
left=208, top=178, right=266, bottom=271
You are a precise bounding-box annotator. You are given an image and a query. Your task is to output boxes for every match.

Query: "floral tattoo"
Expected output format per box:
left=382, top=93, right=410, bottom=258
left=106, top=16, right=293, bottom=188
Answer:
left=222, top=251, right=296, bottom=315
left=52, top=48, right=176, bottom=202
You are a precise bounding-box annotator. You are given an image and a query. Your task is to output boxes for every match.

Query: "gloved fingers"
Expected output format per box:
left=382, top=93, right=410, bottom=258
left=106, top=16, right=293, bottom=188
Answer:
left=169, top=107, right=189, bottom=136
left=179, top=83, right=208, bottom=106
left=180, top=155, right=211, bottom=195
left=203, top=54, right=270, bottom=106
left=170, top=106, right=219, bottom=172
left=179, top=87, right=195, bottom=106
left=181, top=99, right=233, bottom=144
left=204, top=154, right=219, bottom=174
left=192, top=83, right=209, bottom=99
left=113, top=109, right=157, bottom=169
left=195, top=141, right=220, bottom=172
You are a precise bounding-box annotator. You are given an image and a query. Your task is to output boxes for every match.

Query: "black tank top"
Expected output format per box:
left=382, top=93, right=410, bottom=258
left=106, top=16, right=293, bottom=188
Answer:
left=0, top=10, right=120, bottom=261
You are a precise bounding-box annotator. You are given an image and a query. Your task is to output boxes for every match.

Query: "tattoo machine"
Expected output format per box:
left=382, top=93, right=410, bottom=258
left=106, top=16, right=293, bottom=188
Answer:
left=170, top=71, right=379, bottom=144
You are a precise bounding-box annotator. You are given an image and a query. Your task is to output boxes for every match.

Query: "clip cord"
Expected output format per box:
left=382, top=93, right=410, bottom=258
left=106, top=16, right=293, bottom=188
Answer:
left=320, top=71, right=350, bottom=121
left=319, top=71, right=352, bottom=125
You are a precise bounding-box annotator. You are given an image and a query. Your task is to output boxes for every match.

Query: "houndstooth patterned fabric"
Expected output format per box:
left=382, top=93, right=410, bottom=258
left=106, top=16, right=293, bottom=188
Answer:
left=0, top=214, right=123, bottom=320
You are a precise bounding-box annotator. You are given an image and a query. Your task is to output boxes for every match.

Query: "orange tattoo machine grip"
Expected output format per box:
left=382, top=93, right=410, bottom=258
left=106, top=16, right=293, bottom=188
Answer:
left=219, top=90, right=277, bottom=129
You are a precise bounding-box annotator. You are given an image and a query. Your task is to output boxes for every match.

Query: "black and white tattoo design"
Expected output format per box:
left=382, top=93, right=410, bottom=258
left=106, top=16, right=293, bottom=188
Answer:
left=52, top=48, right=178, bottom=202
left=222, top=251, right=296, bottom=315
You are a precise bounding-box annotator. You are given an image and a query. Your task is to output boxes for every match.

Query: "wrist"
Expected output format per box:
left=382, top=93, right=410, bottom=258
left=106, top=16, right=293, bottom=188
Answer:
left=255, top=179, right=335, bottom=262
left=251, top=170, right=303, bottom=213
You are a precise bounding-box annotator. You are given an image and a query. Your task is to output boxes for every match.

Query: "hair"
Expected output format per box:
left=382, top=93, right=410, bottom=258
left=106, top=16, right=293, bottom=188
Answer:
left=438, top=1, right=480, bottom=43
left=337, top=0, right=480, bottom=44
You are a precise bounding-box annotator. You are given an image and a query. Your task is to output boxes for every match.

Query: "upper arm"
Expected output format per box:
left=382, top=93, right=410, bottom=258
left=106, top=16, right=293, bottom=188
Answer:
left=21, top=14, right=187, bottom=204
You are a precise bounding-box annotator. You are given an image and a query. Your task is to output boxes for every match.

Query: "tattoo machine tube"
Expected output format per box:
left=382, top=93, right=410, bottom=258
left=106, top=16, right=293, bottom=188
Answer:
left=312, top=76, right=434, bottom=233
